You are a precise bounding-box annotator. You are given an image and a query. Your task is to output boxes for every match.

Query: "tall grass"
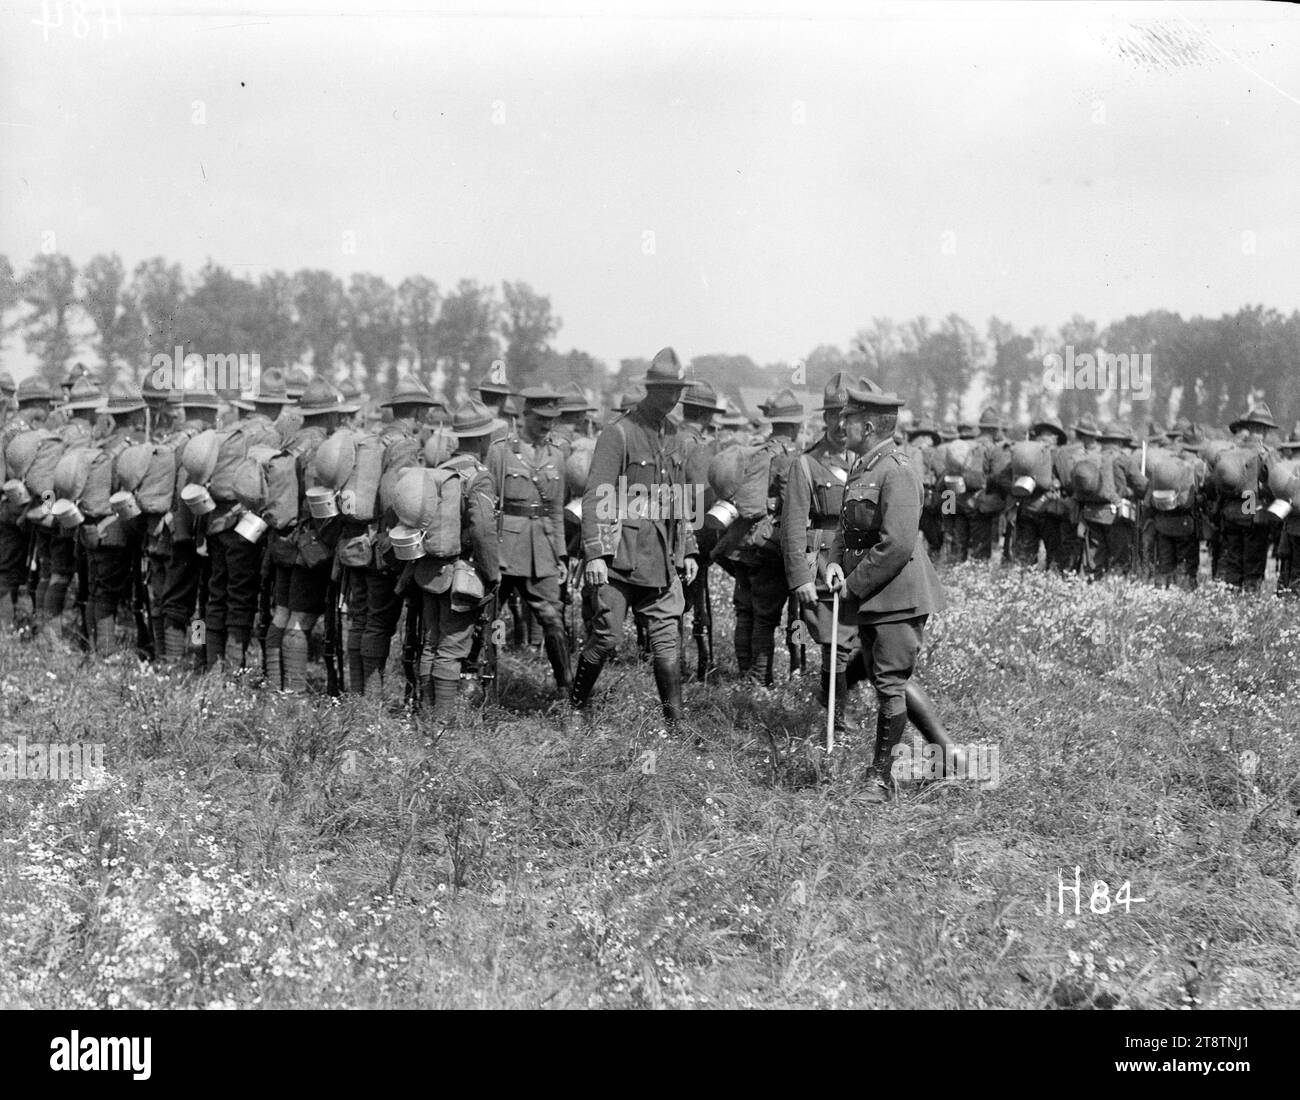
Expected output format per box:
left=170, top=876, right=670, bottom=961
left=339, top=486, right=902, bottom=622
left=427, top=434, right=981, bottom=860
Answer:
left=1, top=564, right=1297, bottom=1008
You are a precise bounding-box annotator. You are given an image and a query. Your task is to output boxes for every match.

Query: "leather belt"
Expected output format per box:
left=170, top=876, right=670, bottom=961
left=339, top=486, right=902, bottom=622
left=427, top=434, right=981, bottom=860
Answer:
left=844, top=533, right=879, bottom=551
left=502, top=501, right=548, bottom=517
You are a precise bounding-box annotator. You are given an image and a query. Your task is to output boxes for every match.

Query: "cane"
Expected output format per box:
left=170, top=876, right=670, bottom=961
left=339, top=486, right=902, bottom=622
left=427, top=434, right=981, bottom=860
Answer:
left=826, top=587, right=840, bottom=755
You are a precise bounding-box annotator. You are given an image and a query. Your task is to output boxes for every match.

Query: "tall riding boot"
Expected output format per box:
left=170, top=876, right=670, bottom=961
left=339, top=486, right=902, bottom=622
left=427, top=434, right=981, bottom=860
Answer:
left=568, top=652, right=605, bottom=710
left=845, top=646, right=868, bottom=687
left=862, top=709, right=910, bottom=802
left=543, top=627, right=572, bottom=692
left=652, top=656, right=684, bottom=730
left=905, top=681, right=965, bottom=776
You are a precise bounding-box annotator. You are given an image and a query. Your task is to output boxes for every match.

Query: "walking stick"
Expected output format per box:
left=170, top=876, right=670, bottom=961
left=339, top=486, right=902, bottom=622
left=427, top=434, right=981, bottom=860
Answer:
left=826, top=588, right=840, bottom=755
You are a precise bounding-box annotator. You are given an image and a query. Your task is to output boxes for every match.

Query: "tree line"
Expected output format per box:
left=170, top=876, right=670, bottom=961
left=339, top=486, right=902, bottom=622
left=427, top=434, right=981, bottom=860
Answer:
left=4, top=252, right=1297, bottom=429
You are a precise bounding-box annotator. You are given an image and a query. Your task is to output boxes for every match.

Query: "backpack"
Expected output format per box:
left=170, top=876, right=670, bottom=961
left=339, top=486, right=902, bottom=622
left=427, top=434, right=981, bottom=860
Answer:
left=208, top=425, right=256, bottom=502
left=565, top=439, right=596, bottom=498
left=53, top=437, right=129, bottom=519
left=312, top=428, right=392, bottom=522
left=707, top=444, right=765, bottom=515
left=940, top=439, right=973, bottom=494
left=987, top=443, right=1013, bottom=494
left=391, top=458, right=473, bottom=559
left=115, top=442, right=179, bottom=514
left=1148, top=453, right=1196, bottom=512
left=1212, top=446, right=1261, bottom=497
left=4, top=428, right=66, bottom=499
left=1267, top=458, right=1298, bottom=504
left=961, top=439, right=989, bottom=493
left=1010, top=441, right=1053, bottom=497
left=1071, top=451, right=1118, bottom=505
left=232, top=444, right=302, bottom=531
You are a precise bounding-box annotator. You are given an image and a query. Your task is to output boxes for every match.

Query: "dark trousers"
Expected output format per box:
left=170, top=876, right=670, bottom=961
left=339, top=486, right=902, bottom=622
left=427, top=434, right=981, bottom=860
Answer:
left=942, top=513, right=970, bottom=564
left=1154, top=531, right=1200, bottom=589
left=582, top=574, right=684, bottom=663
left=162, top=539, right=203, bottom=631
left=207, top=528, right=264, bottom=642
left=1083, top=519, right=1135, bottom=578
left=731, top=556, right=788, bottom=683
left=835, top=616, right=926, bottom=718
left=1014, top=510, right=1060, bottom=569
left=969, top=512, right=997, bottom=561
left=346, top=565, right=404, bottom=666
left=1277, top=529, right=1299, bottom=597
left=1219, top=521, right=1270, bottom=591
left=0, top=515, right=28, bottom=606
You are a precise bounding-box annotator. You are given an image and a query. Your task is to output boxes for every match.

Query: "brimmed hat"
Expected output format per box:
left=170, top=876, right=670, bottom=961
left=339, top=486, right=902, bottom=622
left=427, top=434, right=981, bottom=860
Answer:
left=906, top=418, right=942, bottom=445
left=978, top=407, right=1004, bottom=431
left=299, top=377, right=354, bottom=417
left=520, top=385, right=562, bottom=419
left=1098, top=421, right=1132, bottom=444
left=338, top=378, right=363, bottom=402
left=957, top=420, right=979, bottom=439
left=1229, top=402, right=1279, bottom=434
left=0, top=370, right=14, bottom=396
left=717, top=399, right=748, bottom=428
left=760, top=388, right=805, bottom=425
left=643, top=347, right=690, bottom=388
left=842, top=379, right=904, bottom=416
left=681, top=379, right=722, bottom=412
left=938, top=420, right=958, bottom=442
left=104, top=379, right=147, bottom=415
left=285, top=367, right=311, bottom=400
left=558, top=382, right=598, bottom=413
left=63, top=363, right=91, bottom=389
left=180, top=385, right=222, bottom=410
left=233, top=367, right=295, bottom=411
left=380, top=374, right=438, bottom=409
left=141, top=368, right=175, bottom=405
left=16, top=376, right=54, bottom=404
left=477, top=371, right=515, bottom=398
left=1072, top=413, right=1101, bottom=438
left=1029, top=414, right=1068, bottom=445
left=819, top=371, right=865, bottom=412
left=1145, top=423, right=1170, bottom=445
left=62, top=377, right=104, bottom=412
left=450, top=398, right=506, bottom=439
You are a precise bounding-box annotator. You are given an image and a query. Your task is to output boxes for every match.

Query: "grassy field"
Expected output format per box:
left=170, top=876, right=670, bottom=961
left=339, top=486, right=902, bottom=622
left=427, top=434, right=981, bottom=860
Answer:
left=1, top=563, right=1298, bottom=1009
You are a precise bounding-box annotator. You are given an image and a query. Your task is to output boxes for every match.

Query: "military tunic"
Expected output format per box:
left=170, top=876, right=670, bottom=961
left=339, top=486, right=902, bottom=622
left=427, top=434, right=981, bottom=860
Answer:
left=829, top=439, right=945, bottom=718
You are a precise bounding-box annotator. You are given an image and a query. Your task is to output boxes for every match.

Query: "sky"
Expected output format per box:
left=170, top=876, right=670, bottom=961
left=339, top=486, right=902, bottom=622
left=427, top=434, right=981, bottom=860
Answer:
left=2, top=0, right=1298, bottom=379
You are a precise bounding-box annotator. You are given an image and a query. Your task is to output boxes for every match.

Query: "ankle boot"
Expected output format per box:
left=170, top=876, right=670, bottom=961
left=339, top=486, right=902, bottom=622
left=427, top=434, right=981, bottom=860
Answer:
left=568, top=652, right=605, bottom=709
left=652, top=657, right=684, bottom=729
left=905, top=681, right=965, bottom=776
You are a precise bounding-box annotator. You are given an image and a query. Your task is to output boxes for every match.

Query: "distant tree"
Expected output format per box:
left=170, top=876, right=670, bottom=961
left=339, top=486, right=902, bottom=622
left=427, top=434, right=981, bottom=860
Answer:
left=433, top=279, right=499, bottom=381
left=81, top=253, right=145, bottom=375
left=255, top=270, right=303, bottom=375
left=398, top=275, right=440, bottom=380
left=0, top=254, right=21, bottom=338
left=21, top=253, right=78, bottom=387
left=501, top=281, right=560, bottom=390
left=130, top=257, right=189, bottom=363
left=345, top=274, right=403, bottom=392
left=986, top=317, right=1036, bottom=423
left=292, top=269, right=347, bottom=378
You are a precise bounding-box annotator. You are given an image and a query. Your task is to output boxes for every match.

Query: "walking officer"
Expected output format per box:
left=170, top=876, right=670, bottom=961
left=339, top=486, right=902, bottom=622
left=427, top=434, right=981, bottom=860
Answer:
left=826, top=382, right=946, bottom=802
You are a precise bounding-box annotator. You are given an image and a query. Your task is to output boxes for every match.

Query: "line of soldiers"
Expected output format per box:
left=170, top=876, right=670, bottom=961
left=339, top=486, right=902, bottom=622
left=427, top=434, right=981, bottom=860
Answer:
left=2, top=357, right=1295, bottom=794
left=888, top=403, right=1300, bottom=594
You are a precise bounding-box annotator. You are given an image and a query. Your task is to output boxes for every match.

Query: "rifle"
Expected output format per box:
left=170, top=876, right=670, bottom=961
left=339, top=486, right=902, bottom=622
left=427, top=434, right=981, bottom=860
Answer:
left=73, top=534, right=91, bottom=653
left=477, top=590, right=499, bottom=705
left=133, top=550, right=156, bottom=660
left=402, top=592, right=423, bottom=708
left=698, top=564, right=714, bottom=682
left=323, top=579, right=343, bottom=696
left=785, top=594, right=806, bottom=676
left=560, top=560, right=577, bottom=655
